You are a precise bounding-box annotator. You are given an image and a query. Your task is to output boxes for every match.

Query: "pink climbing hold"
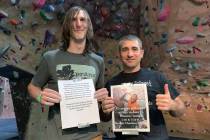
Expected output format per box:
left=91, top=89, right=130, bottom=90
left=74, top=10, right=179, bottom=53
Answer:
left=196, top=104, right=203, bottom=112
left=176, top=36, right=195, bottom=44
left=198, top=24, right=203, bottom=32
left=32, top=0, right=46, bottom=11
left=157, top=4, right=170, bottom=22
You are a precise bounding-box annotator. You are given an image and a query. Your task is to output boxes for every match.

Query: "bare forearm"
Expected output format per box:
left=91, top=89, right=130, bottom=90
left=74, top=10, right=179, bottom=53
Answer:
left=28, top=82, right=42, bottom=100
left=28, top=83, right=61, bottom=106
left=169, top=98, right=186, bottom=117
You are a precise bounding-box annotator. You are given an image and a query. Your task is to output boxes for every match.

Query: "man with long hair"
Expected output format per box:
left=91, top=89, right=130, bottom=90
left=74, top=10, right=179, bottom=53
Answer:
left=27, top=6, right=108, bottom=140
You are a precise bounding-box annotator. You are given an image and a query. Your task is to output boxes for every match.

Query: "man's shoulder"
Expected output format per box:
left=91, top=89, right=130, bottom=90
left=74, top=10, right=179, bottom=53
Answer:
left=88, top=52, right=103, bottom=61
left=43, top=49, right=61, bottom=57
left=107, top=72, right=122, bottom=85
left=141, top=68, right=162, bottom=76
left=87, top=52, right=104, bottom=67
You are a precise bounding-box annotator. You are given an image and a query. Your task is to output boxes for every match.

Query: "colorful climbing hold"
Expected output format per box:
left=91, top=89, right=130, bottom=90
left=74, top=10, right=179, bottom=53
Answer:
left=157, top=4, right=170, bottom=22
left=39, top=10, right=53, bottom=21
left=176, top=36, right=195, bottom=44
left=196, top=32, right=206, bottom=38
left=0, top=10, right=8, bottom=20
left=192, top=16, right=200, bottom=26
left=32, top=0, right=46, bottom=11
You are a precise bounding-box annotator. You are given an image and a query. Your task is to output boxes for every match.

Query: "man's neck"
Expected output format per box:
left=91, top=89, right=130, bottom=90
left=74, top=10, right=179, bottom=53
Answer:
left=67, top=39, right=86, bottom=54
left=123, top=66, right=141, bottom=73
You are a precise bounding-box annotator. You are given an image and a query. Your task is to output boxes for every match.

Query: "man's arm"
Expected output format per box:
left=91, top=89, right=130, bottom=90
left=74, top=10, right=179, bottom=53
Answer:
left=168, top=96, right=186, bottom=117
left=28, top=82, right=61, bottom=106
left=28, top=82, right=42, bottom=100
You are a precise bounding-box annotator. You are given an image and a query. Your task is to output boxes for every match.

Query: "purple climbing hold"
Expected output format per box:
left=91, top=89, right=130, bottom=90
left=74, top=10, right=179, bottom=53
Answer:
left=15, top=35, right=25, bottom=50
left=0, top=10, right=8, bottom=20
left=43, top=30, right=55, bottom=48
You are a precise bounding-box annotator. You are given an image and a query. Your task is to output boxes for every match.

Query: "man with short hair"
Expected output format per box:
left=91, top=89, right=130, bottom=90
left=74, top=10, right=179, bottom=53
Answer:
left=101, top=34, right=186, bottom=140
left=27, top=6, right=108, bottom=140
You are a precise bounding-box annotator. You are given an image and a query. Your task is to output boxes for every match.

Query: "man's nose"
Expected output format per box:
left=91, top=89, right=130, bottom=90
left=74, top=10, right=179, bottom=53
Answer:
left=127, top=50, right=134, bottom=57
left=76, top=19, right=82, bottom=27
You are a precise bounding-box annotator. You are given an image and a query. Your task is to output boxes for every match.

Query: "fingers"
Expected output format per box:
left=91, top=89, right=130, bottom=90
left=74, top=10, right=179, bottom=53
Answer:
left=156, top=99, right=170, bottom=110
left=40, top=88, right=61, bottom=106
left=156, top=93, right=171, bottom=110
left=101, top=97, right=115, bottom=113
left=156, top=104, right=170, bottom=110
left=43, top=88, right=61, bottom=99
left=42, top=101, right=55, bottom=106
left=156, top=85, right=174, bottom=111
left=164, top=84, right=170, bottom=96
left=94, top=88, right=108, bottom=102
left=156, top=94, right=169, bottom=99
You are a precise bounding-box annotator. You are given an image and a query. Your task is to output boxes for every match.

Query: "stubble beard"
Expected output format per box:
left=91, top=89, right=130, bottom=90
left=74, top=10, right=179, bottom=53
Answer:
left=71, top=35, right=86, bottom=44
left=123, top=62, right=140, bottom=73
left=71, top=28, right=88, bottom=44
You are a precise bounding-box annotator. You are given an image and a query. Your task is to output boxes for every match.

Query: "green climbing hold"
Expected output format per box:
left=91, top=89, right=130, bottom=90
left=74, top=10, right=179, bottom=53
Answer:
left=40, top=10, right=53, bottom=21
left=192, top=16, right=200, bottom=26
left=196, top=79, right=209, bottom=87
left=144, top=27, right=150, bottom=35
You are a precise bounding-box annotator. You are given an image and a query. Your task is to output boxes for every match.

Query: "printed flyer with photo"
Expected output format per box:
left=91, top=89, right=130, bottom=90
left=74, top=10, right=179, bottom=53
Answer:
left=111, top=83, right=150, bottom=133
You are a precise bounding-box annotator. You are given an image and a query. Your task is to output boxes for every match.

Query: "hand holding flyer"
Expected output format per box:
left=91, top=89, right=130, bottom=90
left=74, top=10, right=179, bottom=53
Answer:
left=58, top=79, right=100, bottom=129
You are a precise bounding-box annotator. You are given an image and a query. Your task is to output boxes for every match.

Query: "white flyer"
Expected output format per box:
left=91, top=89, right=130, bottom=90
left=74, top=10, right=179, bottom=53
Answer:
left=58, top=79, right=100, bottom=129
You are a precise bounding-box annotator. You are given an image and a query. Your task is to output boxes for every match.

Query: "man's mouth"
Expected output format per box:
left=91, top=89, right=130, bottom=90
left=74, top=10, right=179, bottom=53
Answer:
left=126, top=59, right=135, bottom=61
left=74, top=30, right=84, bottom=32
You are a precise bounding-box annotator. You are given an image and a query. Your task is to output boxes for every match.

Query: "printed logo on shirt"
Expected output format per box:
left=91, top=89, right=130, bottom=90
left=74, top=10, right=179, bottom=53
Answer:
left=121, top=81, right=152, bottom=87
left=134, top=80, right=152, bottom=87
left=56, top=64, right=96, bottom=81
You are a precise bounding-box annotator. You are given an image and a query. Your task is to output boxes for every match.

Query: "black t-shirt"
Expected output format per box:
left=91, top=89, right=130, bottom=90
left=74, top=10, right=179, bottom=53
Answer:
left=105, top=68, right=179, bottom=140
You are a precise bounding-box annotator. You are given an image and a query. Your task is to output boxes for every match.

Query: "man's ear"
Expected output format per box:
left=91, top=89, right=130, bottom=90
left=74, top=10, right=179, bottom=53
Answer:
left=118, top=51, right=122, bottom=59
left=141, top=49, right=144, bottom=58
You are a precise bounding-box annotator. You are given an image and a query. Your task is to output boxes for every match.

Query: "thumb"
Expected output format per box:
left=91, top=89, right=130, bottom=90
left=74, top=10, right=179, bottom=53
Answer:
left=164, top=84, right=170, bottom=96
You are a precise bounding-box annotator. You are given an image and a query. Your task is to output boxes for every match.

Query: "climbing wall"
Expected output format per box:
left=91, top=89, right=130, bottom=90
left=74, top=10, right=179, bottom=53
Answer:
left=139, top=0, right=210, bottom=139
left=0, top=1, right=63, bottom=138
left=0, top=0, right=62, bottom=74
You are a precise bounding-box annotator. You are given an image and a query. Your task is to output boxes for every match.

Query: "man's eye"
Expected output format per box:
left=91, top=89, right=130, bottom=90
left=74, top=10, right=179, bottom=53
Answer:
left=72, top=18, right=76, bottom=21
left=121, top=48, right=128, bottom=52
left=132, top=47, right=139, bottom=51
left=80, top=18, right=86, bottom=21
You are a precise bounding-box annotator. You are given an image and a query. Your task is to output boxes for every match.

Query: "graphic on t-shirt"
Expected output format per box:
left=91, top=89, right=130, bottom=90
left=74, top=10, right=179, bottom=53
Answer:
left=56, top=64, right=96, bottom=81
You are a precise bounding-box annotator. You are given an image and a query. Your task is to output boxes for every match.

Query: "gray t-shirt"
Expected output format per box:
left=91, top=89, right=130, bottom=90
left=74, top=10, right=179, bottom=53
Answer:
left=32, top=49, right=104, bottom=90
left=29, top=49, right=104, bottom=140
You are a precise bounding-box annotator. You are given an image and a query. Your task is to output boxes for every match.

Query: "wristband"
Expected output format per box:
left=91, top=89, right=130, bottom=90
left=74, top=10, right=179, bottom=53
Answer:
left=36, top=94, right=42, bottom=103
